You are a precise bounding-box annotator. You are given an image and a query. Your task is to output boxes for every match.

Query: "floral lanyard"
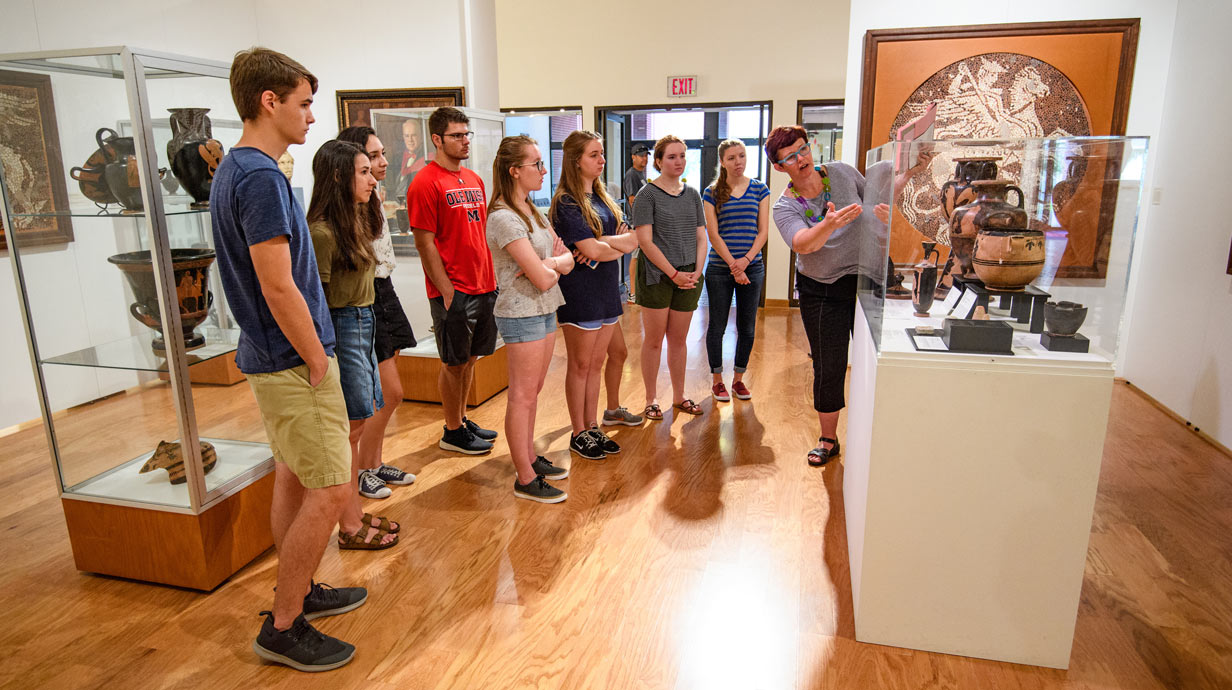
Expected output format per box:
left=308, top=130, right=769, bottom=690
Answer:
left=786, top=166, right=831, bottom=220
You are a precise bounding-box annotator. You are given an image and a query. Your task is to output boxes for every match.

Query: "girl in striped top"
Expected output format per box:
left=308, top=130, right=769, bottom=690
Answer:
left=702, top=139, right=770, bottom=402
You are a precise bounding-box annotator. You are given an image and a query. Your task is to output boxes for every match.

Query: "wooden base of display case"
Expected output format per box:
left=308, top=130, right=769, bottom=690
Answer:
left=60, top=472, right=274, bottom=591
left=396, top=345, right=508, bottom=406
left=156, top=351, right=244, bottom=386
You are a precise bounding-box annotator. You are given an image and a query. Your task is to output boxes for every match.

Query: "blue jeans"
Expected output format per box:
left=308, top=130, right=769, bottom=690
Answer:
left=330, top=305, right=383, bottom=420
left=704, top=260, right=764, bottom=374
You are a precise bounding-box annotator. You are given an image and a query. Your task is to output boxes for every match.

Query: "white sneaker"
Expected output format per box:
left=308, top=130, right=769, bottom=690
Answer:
left=358, top=469, right=391, bottom=499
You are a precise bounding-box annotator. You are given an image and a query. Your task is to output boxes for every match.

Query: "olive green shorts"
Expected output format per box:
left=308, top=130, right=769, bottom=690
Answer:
left=635, top=261, right=704, bottom=311
left=246, top=356, right=351, bottom=489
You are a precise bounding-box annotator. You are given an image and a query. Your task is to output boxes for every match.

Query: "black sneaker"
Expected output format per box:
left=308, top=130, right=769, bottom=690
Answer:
left=374, top=463, right=415, bottom=485
left=531, top=455, right=568, bottom=480
left=569, top=431, right=606, bottom=460
left=357, top=469, right=391, bottom=499
left=253, top=611, right=355, bottom=672
left=588, top=426, right=621, bottom=454
left=513, top=475, right=567, bottom=503
left=303, top=581, right=368, bottom=621
left=463, top=416, right=498, bottom=441
left=439, top=425, right=493, bottom=455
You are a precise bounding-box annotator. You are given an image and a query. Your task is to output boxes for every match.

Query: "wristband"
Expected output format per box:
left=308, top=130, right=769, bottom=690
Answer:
left=670, top=270, right=679, bottom=280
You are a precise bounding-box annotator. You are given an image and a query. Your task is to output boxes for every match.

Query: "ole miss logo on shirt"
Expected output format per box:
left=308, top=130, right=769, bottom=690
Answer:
left=444, top=187, right=484, bottom=223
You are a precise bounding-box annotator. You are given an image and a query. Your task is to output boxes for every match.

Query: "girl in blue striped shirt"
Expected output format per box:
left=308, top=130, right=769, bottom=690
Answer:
left=702, top=139, right=770, bottom=402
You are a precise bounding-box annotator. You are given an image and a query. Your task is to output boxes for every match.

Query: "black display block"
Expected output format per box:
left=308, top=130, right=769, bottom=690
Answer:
left=1041, top=332, right=1090, bottom=353
left=942, top=318, right=1014, bottom=354
left=951, top=277, right=1050, bottom=333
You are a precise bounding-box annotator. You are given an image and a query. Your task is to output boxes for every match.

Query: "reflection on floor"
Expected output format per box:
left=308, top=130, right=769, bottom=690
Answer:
left=0, top=307, right=1229, bottom=689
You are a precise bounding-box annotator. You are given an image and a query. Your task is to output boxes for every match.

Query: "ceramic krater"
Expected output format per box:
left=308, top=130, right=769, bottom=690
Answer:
left=972, top=229, right=1045, bottom=291
left=108, top=248, right=216, bottom=351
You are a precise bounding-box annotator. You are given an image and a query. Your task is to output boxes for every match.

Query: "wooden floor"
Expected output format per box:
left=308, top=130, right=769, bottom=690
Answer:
left=0, top=306, right=1229, bottom=689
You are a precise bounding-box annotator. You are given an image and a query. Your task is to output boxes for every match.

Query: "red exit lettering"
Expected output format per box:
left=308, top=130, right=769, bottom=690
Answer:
left=669, top=76, right=697, bottom=97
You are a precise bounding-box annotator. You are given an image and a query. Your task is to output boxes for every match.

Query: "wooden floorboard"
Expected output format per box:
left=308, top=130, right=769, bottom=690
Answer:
left=0, top=306, right=1229, bottom=689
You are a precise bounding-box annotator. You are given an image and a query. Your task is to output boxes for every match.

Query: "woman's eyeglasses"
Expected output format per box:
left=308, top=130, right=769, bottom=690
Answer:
left=775, top=144, right=810, bottom=166
left=518, top=160, right=547, bottom=172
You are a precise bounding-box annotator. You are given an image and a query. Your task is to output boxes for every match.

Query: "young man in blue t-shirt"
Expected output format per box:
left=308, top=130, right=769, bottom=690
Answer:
left=211, top=47, right=381, bottom=672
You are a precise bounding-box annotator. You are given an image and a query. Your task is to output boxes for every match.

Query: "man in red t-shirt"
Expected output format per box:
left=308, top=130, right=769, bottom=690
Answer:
left=407, top=107, right=499, bottom=455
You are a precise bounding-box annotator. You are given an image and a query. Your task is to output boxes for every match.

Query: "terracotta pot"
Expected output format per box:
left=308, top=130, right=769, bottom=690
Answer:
left=949, top=180, right=1027, bottom=278
left=108, top=248, right=216, bottom=351
left=167, top=108, right=223, bottom=208
left=70, top=127, right=136, bottom=206
left=1043, top=300, right=1087, bottom=336
left=972, top=229, right=1045, bottom=291
left=939, top=156, right=1001, bottom=221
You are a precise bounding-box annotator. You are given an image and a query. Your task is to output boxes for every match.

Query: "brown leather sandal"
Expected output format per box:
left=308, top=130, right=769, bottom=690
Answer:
left=338, top=523, right=399, bottom=550
left=362, top=512, right=399, bottom=533
left=673, top=399, right=702, bottom=416
left=643, top=403, right=663, bottom=421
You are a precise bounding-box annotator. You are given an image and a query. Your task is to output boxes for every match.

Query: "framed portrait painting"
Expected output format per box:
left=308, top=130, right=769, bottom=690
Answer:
left=857, top=19, right=1139, bottom=278
left=0, top=68, right=74, bottom=251
left=335, top=87, right=465, bottom=129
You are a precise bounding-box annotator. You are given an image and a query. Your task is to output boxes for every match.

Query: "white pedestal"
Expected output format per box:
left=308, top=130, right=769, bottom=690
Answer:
left=844, top=306, right=1113, bottom=669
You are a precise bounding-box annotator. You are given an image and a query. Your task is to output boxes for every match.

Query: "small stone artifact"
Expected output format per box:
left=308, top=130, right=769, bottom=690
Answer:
left=140, top=440, right=217, bottom=485
left=1043, top=300, right=1088, bottom=336
left=108, top=248, right=216, bottom=351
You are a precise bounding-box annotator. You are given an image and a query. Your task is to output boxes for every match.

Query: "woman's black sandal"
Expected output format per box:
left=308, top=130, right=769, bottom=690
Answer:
left=807, top=437, right=840, bottom=467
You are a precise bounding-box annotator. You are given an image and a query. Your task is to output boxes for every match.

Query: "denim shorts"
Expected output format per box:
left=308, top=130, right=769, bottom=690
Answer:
left=494, top=312, right=557, bottom=343
left=330, top=305, right=384, bottom=420
left=560, top=315, right=619, bottom=330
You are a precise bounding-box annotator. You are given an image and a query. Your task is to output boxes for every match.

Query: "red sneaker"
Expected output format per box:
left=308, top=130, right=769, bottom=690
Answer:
left=711, top=382, right=731, bottom=402
left=731, top=381, right=751, bottom=400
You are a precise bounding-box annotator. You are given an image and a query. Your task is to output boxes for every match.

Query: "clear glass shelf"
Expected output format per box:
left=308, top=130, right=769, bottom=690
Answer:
left=12, top=199, right=211, bottom=219
left=65, top=438, right=272, bottom=509
left=42, top=327, right=240, bottom=372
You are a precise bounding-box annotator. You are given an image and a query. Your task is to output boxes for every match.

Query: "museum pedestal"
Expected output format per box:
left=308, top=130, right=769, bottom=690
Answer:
left=395, top=341, right=509, bottom=406
left=844, top=306, right=1113, bottom=668
left=61, top=472, right=274, bottom=591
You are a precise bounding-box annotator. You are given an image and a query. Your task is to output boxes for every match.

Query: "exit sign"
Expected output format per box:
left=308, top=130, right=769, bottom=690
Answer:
left=667, top=76, right=698, bottom=98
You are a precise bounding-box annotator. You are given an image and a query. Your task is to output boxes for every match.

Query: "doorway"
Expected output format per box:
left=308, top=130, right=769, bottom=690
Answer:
left=595, top=101, right=773, bottom=304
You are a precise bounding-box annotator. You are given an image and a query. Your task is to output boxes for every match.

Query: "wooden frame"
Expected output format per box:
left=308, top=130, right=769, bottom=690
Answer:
left=0, top=68, right=74, bottom=251
left=335, top=86, right=466, bottom=129
left=857, top=19, right=1139, bottom=278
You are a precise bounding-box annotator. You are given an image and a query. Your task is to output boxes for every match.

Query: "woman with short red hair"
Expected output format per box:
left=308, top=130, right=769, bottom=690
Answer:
left=767, top=126, right=865, bottom=467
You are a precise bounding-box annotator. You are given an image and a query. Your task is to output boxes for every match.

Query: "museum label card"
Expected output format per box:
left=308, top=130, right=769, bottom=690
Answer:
left=941, top=284, right=963, bottom=313
left=915, top=335, right=947, bottom=350
left=953, top=289, right=978, bottom=319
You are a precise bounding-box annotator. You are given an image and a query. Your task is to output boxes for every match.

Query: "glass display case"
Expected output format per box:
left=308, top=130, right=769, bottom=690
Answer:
left=859, top=136, right=1149, bottom=363
left=368, top=107, right=505, bottom=356
left=0, top=47, right=272, bottom=589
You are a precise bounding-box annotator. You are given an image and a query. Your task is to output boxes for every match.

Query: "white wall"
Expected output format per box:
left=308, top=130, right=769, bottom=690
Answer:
left=0, top=0, right=495, bottom=429
left=494, top=0, right=852, bottom=303
left=1121, top=0, right=1232, bottom=449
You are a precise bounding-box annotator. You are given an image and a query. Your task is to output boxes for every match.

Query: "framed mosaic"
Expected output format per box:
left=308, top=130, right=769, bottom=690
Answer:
left=857, top=19, right=1139, bottom=278
left=0, top=68, right=74, bottom=251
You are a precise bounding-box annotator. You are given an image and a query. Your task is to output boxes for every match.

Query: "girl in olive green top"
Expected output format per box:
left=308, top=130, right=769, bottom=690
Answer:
left=306, top=140, right=396, bottom=550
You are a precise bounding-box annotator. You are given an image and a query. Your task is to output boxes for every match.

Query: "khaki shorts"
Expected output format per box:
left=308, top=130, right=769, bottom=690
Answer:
left=246, top=356, right=351, bottom=489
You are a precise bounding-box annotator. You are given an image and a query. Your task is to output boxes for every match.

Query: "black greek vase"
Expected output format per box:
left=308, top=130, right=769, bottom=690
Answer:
left=167, top=108, right=224, bottom=208
left=1043, top=301, right=1088, bottom=336
left=108, top=248, right=216, bottom=351
left=939, top=156, right=1001, bottom=221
